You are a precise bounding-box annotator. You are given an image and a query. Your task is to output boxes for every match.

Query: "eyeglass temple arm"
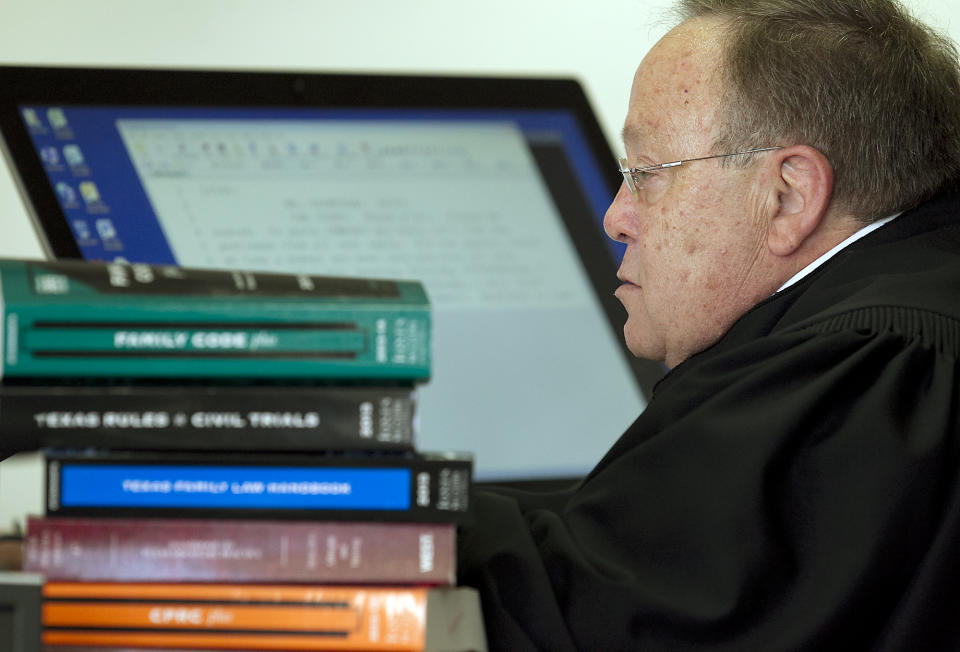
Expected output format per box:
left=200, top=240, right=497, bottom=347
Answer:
left=631, top=146, right=783, bottom=173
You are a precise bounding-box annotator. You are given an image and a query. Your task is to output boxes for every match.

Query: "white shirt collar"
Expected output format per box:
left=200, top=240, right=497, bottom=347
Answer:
left=775, top=212, right=901, bottom=293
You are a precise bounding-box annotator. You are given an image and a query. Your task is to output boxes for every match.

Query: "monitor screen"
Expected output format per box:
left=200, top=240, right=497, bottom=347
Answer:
left=0, top=66, right=663, bottom=482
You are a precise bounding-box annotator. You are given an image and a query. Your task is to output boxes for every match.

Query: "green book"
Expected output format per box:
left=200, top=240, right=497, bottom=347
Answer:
left=0, top=258, right=430, bottom=381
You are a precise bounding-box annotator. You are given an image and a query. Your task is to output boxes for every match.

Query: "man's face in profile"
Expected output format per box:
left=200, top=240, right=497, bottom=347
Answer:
left=604, top=18, right=777, bottom=368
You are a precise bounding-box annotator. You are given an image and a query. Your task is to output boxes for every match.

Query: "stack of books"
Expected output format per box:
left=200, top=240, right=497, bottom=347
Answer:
left=1, top=258, right=485, bottom=651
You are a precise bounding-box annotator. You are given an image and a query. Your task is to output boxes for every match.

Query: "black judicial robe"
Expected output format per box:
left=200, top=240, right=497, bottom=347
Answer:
left=457, top=190, right=960, bottom=651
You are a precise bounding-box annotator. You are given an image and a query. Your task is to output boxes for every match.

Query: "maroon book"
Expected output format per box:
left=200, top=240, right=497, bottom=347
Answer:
left=24, top=516, right=455, bottom=585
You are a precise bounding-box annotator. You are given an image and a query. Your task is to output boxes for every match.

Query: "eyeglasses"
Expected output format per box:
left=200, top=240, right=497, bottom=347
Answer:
left=618, top=146, right=783, bottom=203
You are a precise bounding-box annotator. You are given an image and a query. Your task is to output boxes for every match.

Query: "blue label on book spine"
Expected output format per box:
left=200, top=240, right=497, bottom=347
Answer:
left=59, top=464, right=411, bottom=510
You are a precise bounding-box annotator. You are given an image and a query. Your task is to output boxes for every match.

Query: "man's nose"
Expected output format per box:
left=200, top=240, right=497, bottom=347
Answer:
left=603, top=182, right=637, bottom=244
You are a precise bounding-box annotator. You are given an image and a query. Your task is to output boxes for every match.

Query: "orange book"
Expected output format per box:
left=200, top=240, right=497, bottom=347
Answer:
left=42, top=582, right=486, bottom=651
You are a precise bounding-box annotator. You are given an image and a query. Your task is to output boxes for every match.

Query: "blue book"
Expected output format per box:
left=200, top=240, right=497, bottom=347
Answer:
left=45, top=449, right=472, bottom=524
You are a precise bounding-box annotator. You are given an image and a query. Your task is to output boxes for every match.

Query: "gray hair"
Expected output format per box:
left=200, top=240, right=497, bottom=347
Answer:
left=675, top=0, right=960, bottom=221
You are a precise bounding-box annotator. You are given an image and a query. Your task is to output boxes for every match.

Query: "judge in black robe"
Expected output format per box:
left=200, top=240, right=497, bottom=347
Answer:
left=457, top=1, right=960, bottom=649
left=459, top=190, right=960, bottom=651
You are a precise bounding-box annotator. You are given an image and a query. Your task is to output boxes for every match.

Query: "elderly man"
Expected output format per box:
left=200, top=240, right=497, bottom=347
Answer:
left=458, top=1, right=960, bottom=650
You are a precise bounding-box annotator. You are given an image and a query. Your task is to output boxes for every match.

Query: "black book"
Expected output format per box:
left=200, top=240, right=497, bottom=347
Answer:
left=0, top=383, right=416, bottom=455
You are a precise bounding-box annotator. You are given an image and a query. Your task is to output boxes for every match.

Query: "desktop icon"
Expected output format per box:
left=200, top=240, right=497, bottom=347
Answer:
left=79, top=181, right=101, bottom=204
left=55, top=182, right=77, bottom=205
left=95, top=218, right=118, bottom=241
left=40, top=146, right=60, bottom=166
left=22, top=108, right=43, bottom=129
left=63, top=144, right=85, bottom=167
left=72, top=220, right=93, bottom=241
left=47, top=108, right=69, bottom=130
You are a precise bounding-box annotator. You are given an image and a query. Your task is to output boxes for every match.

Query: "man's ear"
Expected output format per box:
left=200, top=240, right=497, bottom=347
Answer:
left=767, top=145, right=833, bottom=256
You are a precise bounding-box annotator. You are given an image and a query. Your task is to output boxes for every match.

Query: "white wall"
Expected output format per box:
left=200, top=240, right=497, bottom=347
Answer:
left=0, top=0, right=957, bottom=532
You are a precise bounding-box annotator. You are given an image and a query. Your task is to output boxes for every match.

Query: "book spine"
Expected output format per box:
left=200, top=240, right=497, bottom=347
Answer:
left=45, top=452, right=473, bottom=524
left=0, top=571, right=42, bottom=652
left=0, top=259, right=430, bottom=381
left=24, top=516, right=455, bottom=585
left=1, top=385, right=417, bottom=454
left=41, top=582, right=436, bottom=651
left=5, top=316, right=430, bottom=380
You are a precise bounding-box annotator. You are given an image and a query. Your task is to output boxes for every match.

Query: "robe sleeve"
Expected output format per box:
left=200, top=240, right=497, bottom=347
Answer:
left=457, top=322, right=960, bottom=651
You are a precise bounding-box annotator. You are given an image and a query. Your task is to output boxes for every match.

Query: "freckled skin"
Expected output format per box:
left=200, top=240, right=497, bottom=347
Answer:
left=604, top=17, right=784, bottom=368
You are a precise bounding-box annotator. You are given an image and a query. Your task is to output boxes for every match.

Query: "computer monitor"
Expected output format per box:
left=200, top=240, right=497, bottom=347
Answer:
left=0, top=65, right=663, bottom=482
